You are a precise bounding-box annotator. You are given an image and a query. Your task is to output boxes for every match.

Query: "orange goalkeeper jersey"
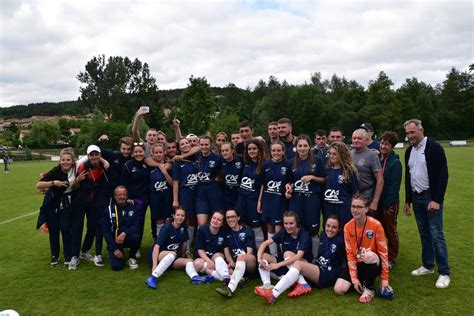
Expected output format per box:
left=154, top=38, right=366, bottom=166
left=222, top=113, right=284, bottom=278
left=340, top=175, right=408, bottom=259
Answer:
left=343, top=216, right=389, bottom=284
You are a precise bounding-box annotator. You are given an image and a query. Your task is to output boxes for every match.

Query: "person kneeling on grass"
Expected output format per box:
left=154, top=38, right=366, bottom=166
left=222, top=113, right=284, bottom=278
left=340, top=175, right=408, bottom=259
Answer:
left=146, top=207, right=211, bottom=288
left=257, top=215, right=345, bottom=304
left=254, top=211, right=313, bottom=301
left=102, top=186, right=141, bottom=271
left=333, top=193, right=393, bottom=303
left=216, top=209, right=257, bottom=298
left=193, top=211, right=230, bottom=284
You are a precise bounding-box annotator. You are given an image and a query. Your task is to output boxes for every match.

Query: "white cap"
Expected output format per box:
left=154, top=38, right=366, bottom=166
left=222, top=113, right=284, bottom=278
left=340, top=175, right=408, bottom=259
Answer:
left=86, top=145, right=101, bottom=155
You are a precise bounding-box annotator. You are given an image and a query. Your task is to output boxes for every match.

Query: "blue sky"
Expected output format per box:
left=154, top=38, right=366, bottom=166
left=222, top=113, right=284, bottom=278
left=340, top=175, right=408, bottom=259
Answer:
left=0, top=0, right=472, bottom=107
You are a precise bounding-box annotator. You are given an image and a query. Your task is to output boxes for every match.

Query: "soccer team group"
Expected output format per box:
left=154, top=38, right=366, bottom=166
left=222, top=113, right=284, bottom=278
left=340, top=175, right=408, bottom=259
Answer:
left=36, top=108, right=451, bottom=305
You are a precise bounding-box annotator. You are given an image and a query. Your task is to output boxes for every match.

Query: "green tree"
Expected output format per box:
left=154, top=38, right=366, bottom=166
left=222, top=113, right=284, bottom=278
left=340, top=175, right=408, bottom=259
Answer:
left=23, top=121, right=60, bottom=148
left=361, top=71, right=402, bottom=137
left=77, top=55, right=162, bottom=122
left=178, top=76, right=216, bottom=135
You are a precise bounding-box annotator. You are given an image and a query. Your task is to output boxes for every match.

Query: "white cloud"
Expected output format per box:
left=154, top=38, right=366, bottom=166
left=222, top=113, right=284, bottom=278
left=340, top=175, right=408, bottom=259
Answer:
left=0, top=0, right=472, bottom=106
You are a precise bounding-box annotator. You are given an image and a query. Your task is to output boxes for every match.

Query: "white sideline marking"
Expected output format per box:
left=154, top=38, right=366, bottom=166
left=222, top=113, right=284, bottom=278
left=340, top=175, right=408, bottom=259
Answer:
left=0, top=211, right=38, bottom=225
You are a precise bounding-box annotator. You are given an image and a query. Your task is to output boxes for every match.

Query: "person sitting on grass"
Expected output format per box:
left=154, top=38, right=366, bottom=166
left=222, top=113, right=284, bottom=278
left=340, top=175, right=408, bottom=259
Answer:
left=256, top=215, right=345, bottom=304
left=102, top=186, right=141, bottom=271
left=192, top=211, right=230, bottom=284
left=216, top=209, right=257, bottom=298
left=145, top=207, right=211, bottom=288
left=254, top=211, right=313, bottom=299
left=333, top=194, right=392, bottom=303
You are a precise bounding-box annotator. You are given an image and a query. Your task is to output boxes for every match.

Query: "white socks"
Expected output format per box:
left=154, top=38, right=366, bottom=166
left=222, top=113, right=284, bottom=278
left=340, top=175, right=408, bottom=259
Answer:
left=215, top=257, right=230, bottom=279
left=185, top=261, right=198, bottom=279
left=273, top=267, right=300, bottom=298
left=253, top=227, right=264, bottom=250
left=156, top=223, right=164, bottom=238
left=187, top=226, right=195, bottom=253
left=268, top=233, right=278, bottom=257
left=258, top=260, right=271, bottom=286
left=311, top=235, right=320, bottom=259
left=228, top=260, right=246, bottom=292
left=152, top=253, right=176, bottom=278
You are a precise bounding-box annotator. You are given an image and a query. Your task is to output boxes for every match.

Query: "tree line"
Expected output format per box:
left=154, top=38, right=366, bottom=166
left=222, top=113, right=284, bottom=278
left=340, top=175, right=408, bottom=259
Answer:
left=1, top=55, right=472, bottom=149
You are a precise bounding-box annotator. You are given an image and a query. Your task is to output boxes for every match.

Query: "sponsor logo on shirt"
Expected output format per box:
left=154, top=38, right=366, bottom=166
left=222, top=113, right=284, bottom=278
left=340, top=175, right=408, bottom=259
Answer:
left=185, top=174, right=198, bottom=186
left=198, top=171, right=211, bottom=182
left=167, top=243, right=180, bottom=251
left=266, top=180, right=281, bottom=194
left=240, top=177, right=255, bottom=191
left=294, top=179, right=310, bottom=193
left=324, top=189, right=341, bottom=203
left=232, top=249, right=246, bottom=256
left=225, top=174, right=239, bottom=187
left=154, top=181, right=168, bottom=191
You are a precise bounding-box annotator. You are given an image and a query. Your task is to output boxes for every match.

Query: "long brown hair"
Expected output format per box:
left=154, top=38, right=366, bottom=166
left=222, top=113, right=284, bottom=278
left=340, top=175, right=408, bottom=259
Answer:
left=293, top=134, right=314, bottom=173
left=328, top=142, right=358, bottom=183
left=243, top=139, right=267, bottom=176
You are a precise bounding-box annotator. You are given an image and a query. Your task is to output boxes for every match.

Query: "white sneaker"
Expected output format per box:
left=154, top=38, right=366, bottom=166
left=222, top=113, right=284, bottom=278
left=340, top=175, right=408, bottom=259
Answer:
left=435, top=275, right=451, bottom=289
left=80, top=251, right=94, bottom=261
left=93, top=255, right=105, bottom=267
left=127, top=258, right=139, bottom=269
left=411, top=266, right=434, bottom=276
left=68, top=256, right=79, bottom=270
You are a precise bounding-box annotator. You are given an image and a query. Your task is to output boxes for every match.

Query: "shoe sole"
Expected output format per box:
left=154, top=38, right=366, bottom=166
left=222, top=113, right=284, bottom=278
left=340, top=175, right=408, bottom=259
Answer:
left=94, top=262, right=105, bottom=267
left=216, top=290, right=232, bottom=298
left=411, top=271, right=434, bottom=276
left=129, top=265, right=139, bottom=270
left=288, top=290, right=312, bottom=298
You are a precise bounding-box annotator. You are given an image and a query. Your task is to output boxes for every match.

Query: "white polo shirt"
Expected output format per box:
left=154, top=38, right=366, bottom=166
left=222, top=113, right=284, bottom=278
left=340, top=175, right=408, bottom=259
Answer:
left=408, top=136, right=429, bottom=193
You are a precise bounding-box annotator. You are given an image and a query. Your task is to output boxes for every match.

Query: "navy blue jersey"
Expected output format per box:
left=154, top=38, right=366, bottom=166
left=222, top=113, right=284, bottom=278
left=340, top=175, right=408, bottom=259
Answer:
left=196, top=152, right=222, bottom=185
left=324, top=167, right=358, bottom=205
left=272, top=227, right=313, bottom=262
left=316, top=232, right=345, bottom=271
left=121, top=159, right=150, bottom=201
left=195, top=224, right=226, bottom=257
left=222, top=156, right=244, bottom=192
left=282, top=139, right=296, bottom=161
left=224, top=226, right=256, bottom=259
left=150, top=167, right=172, bottom=194
left=262, top=160, right=290, bottom=195
left=98, top=146, right=130, bottom=191
left=288, top=156, right=326, bottom=194
left=154, top=222, right=189, bottom=253
left=172, top=160, right=199, bottom=189
left=313, top=146, right=329, bottom=164
left=238, top=161, right=263, bottom=199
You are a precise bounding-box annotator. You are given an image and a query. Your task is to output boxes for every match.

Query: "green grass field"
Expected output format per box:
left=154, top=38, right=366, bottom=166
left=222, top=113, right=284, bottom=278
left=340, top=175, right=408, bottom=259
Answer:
left=1, top=147, right=473, bottom=315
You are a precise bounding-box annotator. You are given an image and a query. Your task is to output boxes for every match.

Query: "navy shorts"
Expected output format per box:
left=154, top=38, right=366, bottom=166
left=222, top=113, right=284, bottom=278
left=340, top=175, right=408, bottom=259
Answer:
left=317, top=265, right=341, bottom=288
left=261, top=193, right=287, bottom=226
left=150, top=190, right=173, bottom=221
left=179, top=186, right=197, bottom=217
left=236, top=195, right=261, bottom=226
left=223, top=188, right=239, bottom=211
left=289, top=193, right=321, bottom=234
left=196, top=182, right=224, bottom=215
